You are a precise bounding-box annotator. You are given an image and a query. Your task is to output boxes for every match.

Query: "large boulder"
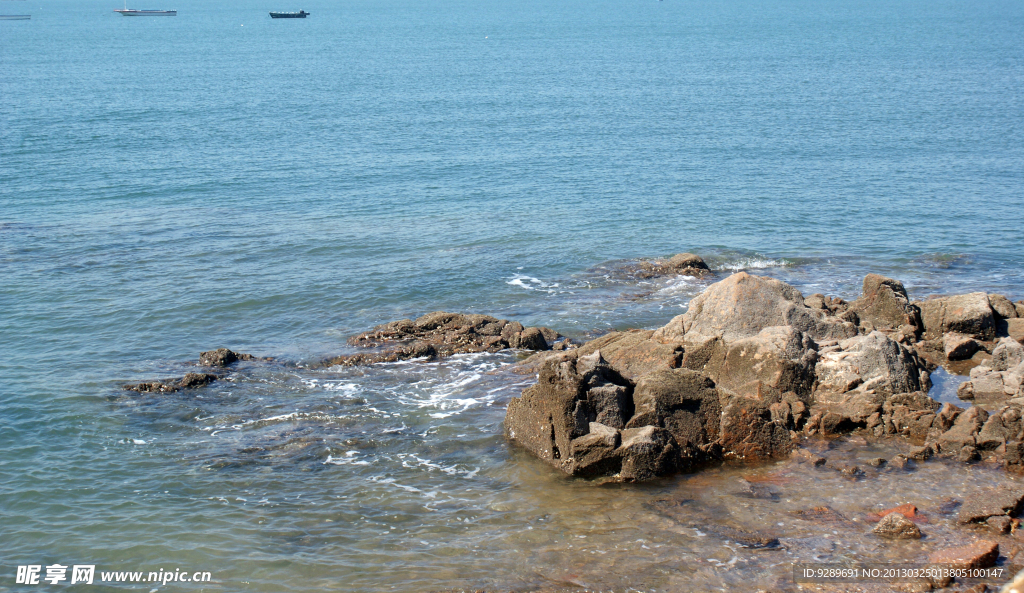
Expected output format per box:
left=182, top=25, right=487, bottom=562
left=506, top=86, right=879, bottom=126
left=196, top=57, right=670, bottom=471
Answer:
left=677, top=272, right=857, bottom=344
left=917, top=293, right=996, bottom=341
left=813, top=331, right=923, bottom=398
left=849, top=274, right=921, bottom=332
left=701, top=326, right=819, bottom=400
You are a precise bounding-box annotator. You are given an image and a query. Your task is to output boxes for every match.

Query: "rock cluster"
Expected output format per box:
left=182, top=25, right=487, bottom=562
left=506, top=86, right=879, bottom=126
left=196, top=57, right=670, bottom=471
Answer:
left=328, top=312, right=563, bottom=366
left=123, top=348, right=257, bottom=392
left=506, top=269, right=1024, bottom=481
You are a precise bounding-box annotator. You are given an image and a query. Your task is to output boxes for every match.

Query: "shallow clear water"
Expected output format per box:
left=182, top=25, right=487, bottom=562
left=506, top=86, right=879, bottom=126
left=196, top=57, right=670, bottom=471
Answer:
left=3, top=0, right=1024, bottom=590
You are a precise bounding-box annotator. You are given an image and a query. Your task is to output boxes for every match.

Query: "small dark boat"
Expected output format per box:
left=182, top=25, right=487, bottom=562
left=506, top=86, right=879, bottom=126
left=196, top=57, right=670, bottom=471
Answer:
left=115, top=9, right=176, bottom=15
left=269, top=10, right=307, bottom=18
left=0, top=14, right=31, bottom=19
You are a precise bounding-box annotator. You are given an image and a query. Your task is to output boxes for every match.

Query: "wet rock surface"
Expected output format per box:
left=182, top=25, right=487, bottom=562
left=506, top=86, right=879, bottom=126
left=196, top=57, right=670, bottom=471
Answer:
left=873, top=511, right=923, bottom=539
left=330, top=312, right=563, bottom=366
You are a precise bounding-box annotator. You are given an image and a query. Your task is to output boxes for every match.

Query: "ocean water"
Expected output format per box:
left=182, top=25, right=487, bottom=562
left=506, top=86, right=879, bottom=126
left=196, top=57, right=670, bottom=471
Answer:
left=2, top=0, right=1024, bottom=590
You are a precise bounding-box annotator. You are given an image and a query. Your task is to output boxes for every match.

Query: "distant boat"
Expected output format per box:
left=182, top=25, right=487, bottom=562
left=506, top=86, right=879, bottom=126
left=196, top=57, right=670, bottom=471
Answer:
left=115, top=8, right=176, bottom=15
left=270, top=10, right=308, bottom=18
left=0, top=14, right=30, bottom=18
left=114, top=0, right=175, bottom=15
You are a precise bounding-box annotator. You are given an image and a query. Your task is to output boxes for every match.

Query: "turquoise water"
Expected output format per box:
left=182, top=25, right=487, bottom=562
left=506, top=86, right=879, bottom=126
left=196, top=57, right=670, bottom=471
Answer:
left=3, top=0, right=1024, bottom=591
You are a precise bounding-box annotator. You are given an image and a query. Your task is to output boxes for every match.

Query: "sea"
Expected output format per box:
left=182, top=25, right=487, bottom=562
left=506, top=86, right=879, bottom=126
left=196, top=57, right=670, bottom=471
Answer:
left=2, top=0, right=1024, bottom=591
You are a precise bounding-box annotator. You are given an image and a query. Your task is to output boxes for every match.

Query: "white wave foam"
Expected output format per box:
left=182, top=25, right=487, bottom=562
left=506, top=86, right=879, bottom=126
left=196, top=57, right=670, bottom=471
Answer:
left=397, top=453, right=480, bottom=479
left=506, top=274, right=559, bottom=293
left=718, top=257, right=789, bottom=271
left=324, top=452, right=371, bottom=466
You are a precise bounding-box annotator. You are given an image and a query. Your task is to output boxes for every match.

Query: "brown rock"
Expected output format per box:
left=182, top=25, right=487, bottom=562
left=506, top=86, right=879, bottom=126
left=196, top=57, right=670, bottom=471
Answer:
left=568, top=423, right=622, bottom=477
left=890, top=454, right=915, bottom=471
left=792, top=505, right=851, bottom=525
left=814, top=331, right=924, bottom=397
left=938, top=406, right=989, bottom=454
left=927, top=540, right=999, bottom=570
left=178, top=372, right=218, bottom=389
left=719, top=396, right=793, bottom=461
left=510, top=326, right=550, bottom=351
left=909, top=445, right=934, bottom=460
left=637, top=253, right=713, bottom=278
left=990, top=294, right=1018, bottom=319
left=944, top=332, right=981, bottom=361
left=918, top=292, right=996, bottom=341
left=987, top=515, right=1012, bottom=534
left=957, top=488, right=1024, bottom=524
left=791, top=448, right=826, bottom=466
left=575, top=330, right=683, bottom=382
left=867, top=503, right=929, bottom=524
left=199, top=348, right=256, bottom=367
left=625, top=368, right=721, bottom=461
left=999, top=318, right=1024, bottom=344
left=992, top=337, right=1024, bottom=371
left=958, top=444, right=981, bottom=462
left=338, top=312, right=556, bottom=366
left=618, top=425, right=679, bottom=481
left=505, top=352, right=595, bottom=471
left=850, top=274, right=921, bottom=332
left=701, top=326, right=818, bottom=399
left=679, top=272, right=856, bottom=344
left=123, top=372, right=219, bottom=392
left=873, top=512, right=922, bottom=539
left=977, top=414, right=1010, bottom=450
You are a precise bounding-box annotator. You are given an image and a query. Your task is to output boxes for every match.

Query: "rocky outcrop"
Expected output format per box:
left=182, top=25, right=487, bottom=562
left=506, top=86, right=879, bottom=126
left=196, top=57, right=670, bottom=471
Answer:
left=505, top=348, right=794, bottom=480
left=331, top=312, right=560, bottom=366
left=504, top=267, right=1024, bottom=481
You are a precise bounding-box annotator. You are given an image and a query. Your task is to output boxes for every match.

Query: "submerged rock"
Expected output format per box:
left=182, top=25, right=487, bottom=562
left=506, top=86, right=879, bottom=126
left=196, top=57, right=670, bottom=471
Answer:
left=635, top=252, right=713, bottom=279
left=873, top=512, right=922, bottom=539
left=928, top=540, right=999, bottom=570
left=957, top=488, right=1024, bottom=524
left=199, top=348, right=258, bottom=367
left=331, top=312, right=560, bottom=366
left=123, top=372, right=218, bottom=393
